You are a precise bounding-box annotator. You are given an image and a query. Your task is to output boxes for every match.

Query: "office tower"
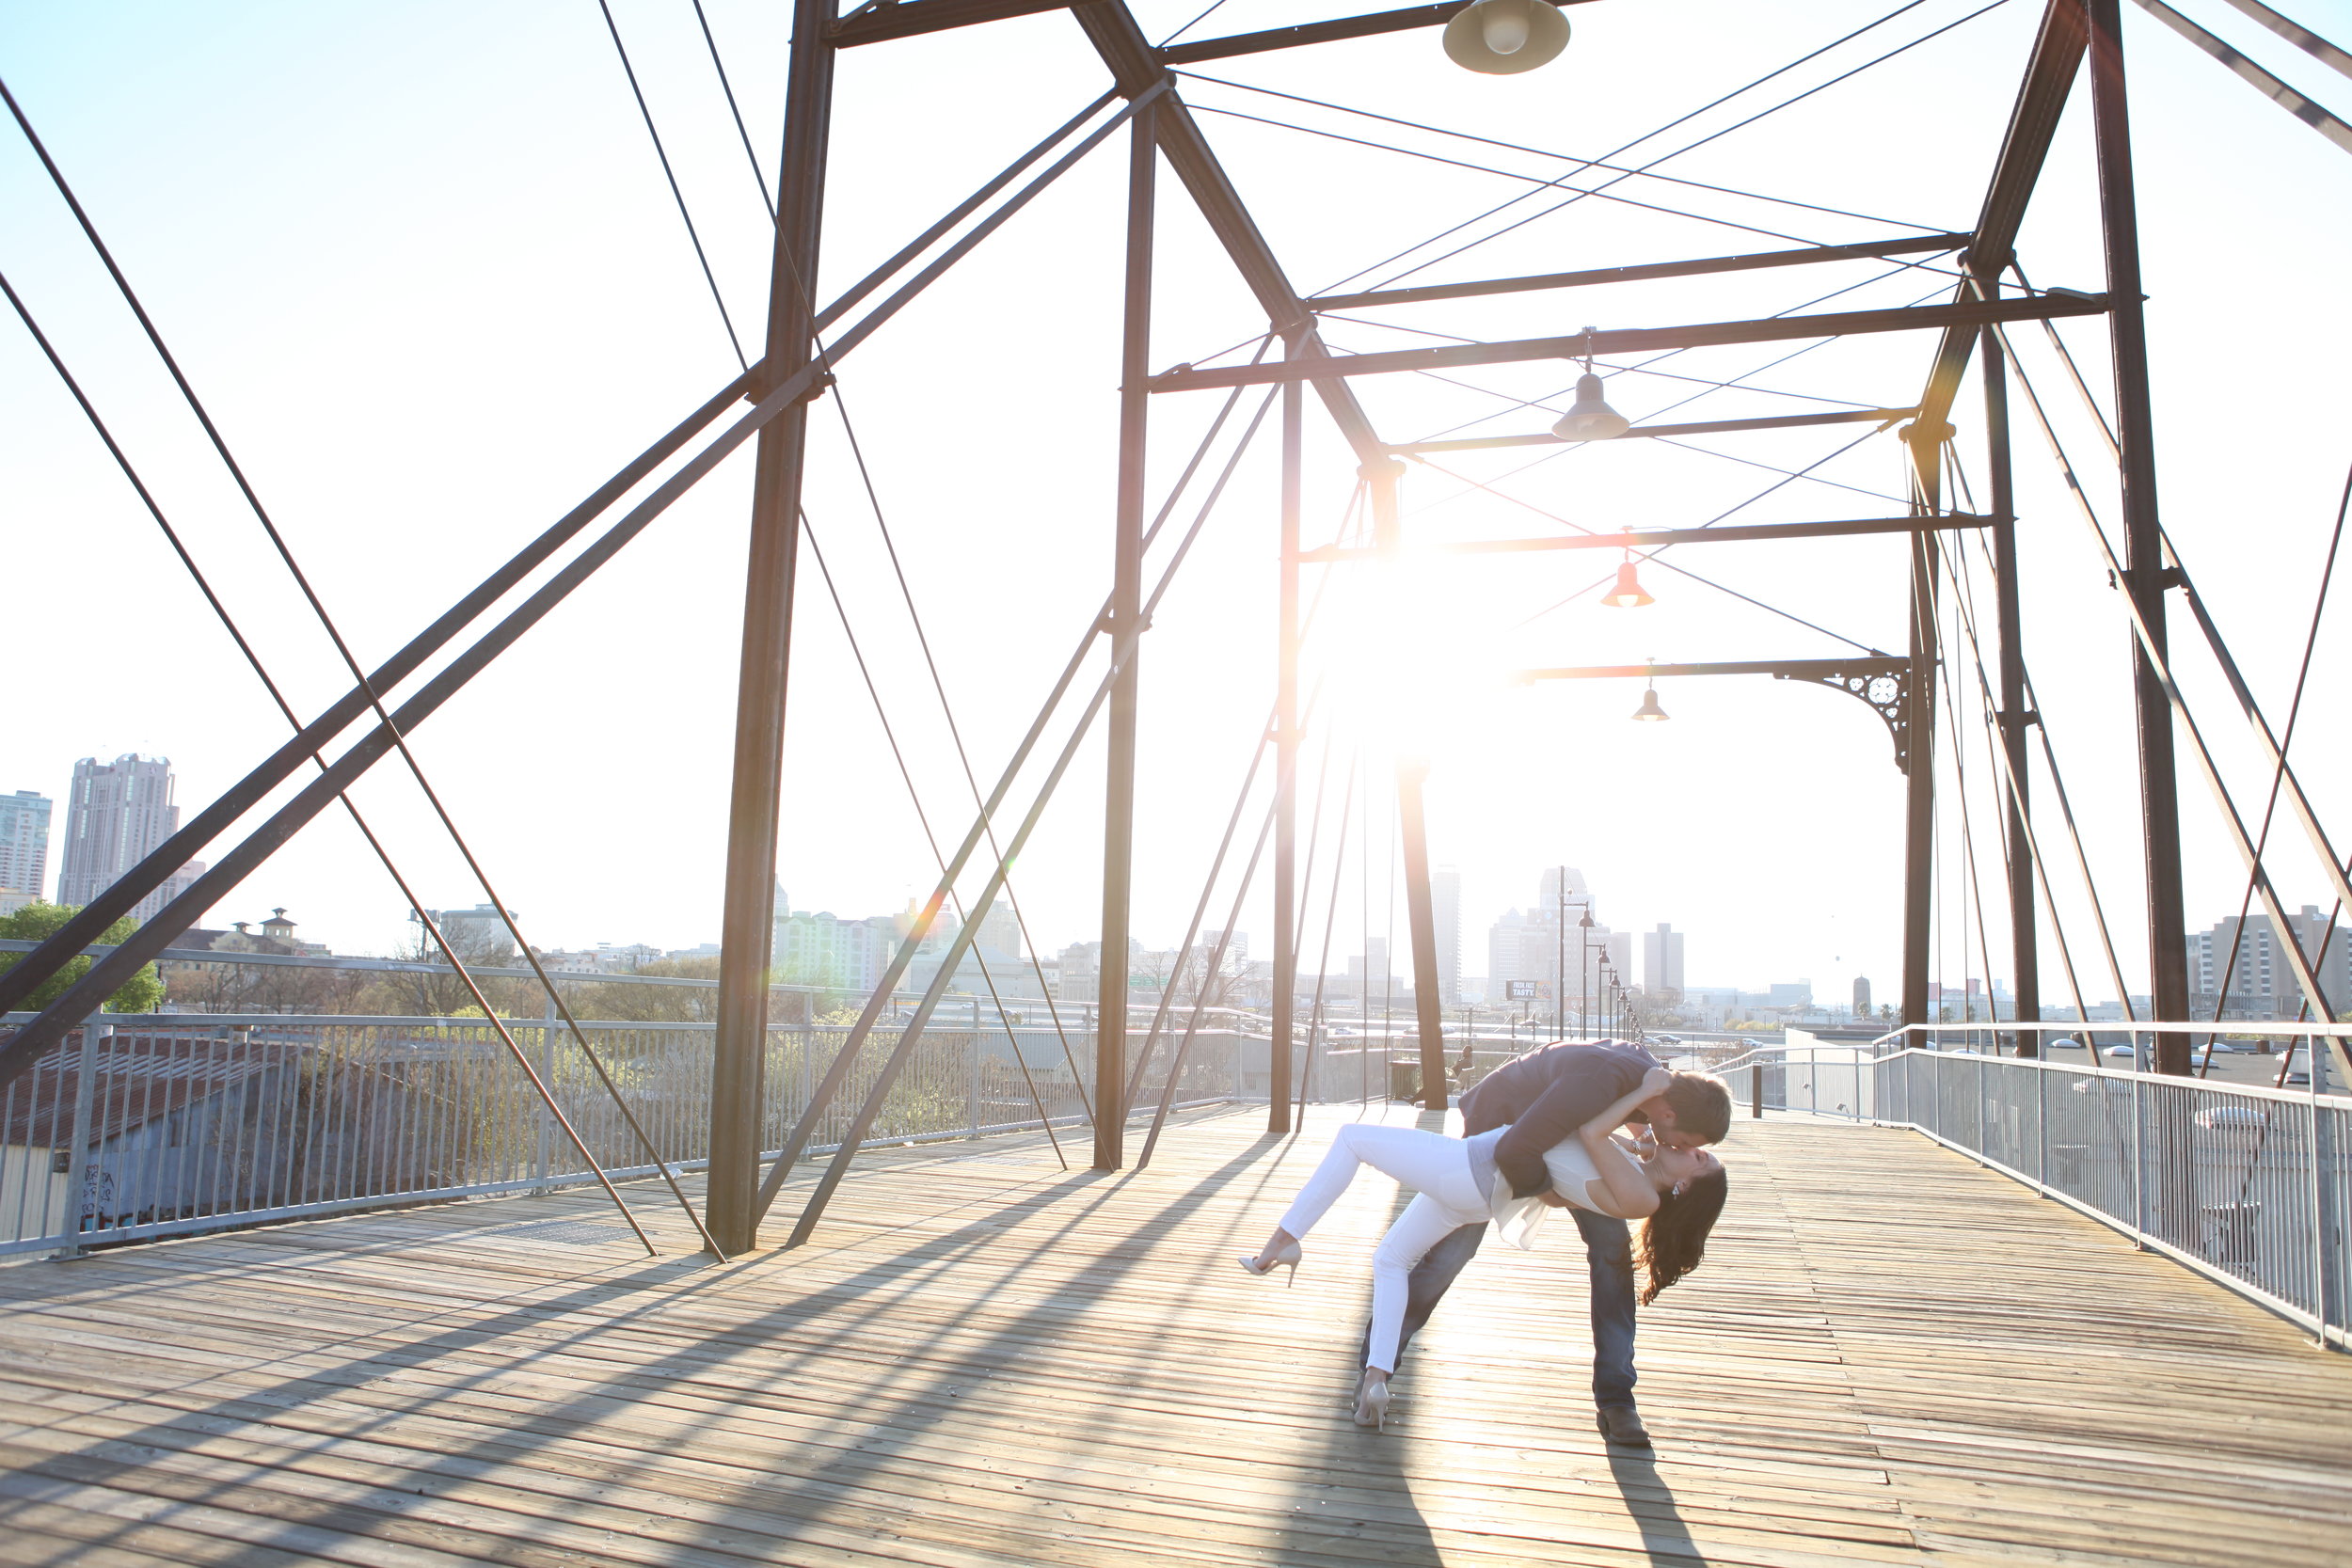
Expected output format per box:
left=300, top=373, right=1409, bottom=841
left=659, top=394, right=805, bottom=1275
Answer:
left=0, top=790, right=52, bottom=913
left=1643, top=923, right=1685, bottom=997
left=1853, top=975, right=1872, bottom=1015
left=1432, top=865, right=1460, bottom=1005
left=413, top=905, right=520, bottom=962
left=58, top=755, right=207, bottom=924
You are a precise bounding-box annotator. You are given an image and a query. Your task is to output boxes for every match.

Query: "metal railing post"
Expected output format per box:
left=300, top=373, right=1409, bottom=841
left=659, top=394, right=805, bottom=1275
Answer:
left=536, top=991, right=558, bottom=1191
left=2132, top=1066, right=2149, bottom=1248
left=2312, top=1095, right=2339, bottom=1345
left=1979, top=1050, right=1990, bottom=1166
left=1752, top=1060, right=1764, bottom=1118
left=2036, top=1057, right=2047, bottom=1192
left=55, top=1019, right=106, bottom=1257
left=968, top=998, right=982, bottom=1138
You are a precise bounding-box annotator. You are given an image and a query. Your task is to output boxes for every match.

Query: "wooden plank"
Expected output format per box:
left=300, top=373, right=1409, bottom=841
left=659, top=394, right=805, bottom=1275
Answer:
left=1, top=1108, right=2348, bottom=1567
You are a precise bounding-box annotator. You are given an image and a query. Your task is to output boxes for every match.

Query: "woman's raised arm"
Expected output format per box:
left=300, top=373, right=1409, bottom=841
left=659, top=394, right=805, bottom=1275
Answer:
left=1576, top=1068, right=1669, bottom=1218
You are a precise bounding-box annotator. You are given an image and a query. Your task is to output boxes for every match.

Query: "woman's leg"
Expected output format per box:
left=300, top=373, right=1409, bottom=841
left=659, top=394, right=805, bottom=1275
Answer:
left=1274, top=1122, right=1485, bottom=1242
left=1365, top=1193, right=1488, bottom=1373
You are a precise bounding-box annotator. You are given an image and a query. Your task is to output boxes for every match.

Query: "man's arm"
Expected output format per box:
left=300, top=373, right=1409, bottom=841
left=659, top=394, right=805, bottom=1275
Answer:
left=1489, top=1052, right=1649, bottom=1197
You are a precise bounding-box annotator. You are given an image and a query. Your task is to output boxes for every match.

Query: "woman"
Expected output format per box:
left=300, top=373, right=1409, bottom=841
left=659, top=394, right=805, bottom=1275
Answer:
left=1238, top=1067, right=1727, bottom=1430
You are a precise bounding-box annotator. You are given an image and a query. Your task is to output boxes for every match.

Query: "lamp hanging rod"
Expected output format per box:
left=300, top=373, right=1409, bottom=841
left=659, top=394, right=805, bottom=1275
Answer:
left=1312, top=233, right=1972, bottom=311
left=1298, top=513, right=1997, bottom=563
left=1151, top=292, right=2110, bottom=391
left=1391, top=404, right=1915, bottom=453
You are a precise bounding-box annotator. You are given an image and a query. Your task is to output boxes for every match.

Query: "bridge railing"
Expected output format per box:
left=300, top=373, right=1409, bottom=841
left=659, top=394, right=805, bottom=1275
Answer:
left=1709, top=1023, right=2351, bottom=1349
left=0, top=1012, right=1250, bottom=1258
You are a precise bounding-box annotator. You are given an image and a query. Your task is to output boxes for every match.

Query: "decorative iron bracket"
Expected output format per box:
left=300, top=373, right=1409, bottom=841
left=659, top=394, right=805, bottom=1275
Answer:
left=1513, top=655, right=1916, bottom=774
left=1772, top=659, right=1912, bottom=775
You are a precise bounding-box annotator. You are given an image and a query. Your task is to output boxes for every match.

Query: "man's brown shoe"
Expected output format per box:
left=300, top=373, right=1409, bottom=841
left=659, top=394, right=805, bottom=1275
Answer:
left=1596, top=1406, right=1651, bottom=1447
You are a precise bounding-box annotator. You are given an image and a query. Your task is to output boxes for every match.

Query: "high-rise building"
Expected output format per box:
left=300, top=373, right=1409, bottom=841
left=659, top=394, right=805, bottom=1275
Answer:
left=1853, top=975, right=1873, bottom=1015
left=0, top=790, right=52, bottom=914
left=413, top=904, right=519, bottom=962
left=1643, top=923, right=1685, bottom=997
left=1432, top=865, right=1460, bottom=1005
left=58, top=755, right=207, bottom=924
left=1488, top=870, right=1622, bottom=1026
left=2187, top=907, right=2352, bottom=1017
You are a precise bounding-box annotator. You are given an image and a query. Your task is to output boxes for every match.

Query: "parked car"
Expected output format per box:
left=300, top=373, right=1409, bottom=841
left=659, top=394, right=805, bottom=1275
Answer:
left=2103, top=1044, right=2136, bottom=1058
left=2286, top=1071, right=2312, bottom=1086
left=2194, top=1105, right=2267, bottom=1130
left=2046, top=1037, right=2083, bottom=1052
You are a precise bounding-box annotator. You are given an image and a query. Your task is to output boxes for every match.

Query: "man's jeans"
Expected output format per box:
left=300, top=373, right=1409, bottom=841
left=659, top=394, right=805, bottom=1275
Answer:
left=1359, top=1207, right=1639, bottom=1409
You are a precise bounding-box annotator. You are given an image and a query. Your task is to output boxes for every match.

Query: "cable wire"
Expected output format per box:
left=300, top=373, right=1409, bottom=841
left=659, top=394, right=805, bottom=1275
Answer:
left=3, top=71, right=717, bottom=1251
left=1179, top=70, right=1953, bottom=238
left=799, top=514, right=1069, bottom=1165
left=594, top=0, right=751, bottom=367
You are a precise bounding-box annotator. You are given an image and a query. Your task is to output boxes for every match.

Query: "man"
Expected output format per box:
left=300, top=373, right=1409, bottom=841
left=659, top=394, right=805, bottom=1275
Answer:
left=1360, top=1037, right=1732, bottom=1446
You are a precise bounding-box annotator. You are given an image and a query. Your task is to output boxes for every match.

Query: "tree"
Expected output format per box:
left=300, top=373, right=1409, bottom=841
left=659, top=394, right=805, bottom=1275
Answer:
left=0, top=901, right=163, bottom=1013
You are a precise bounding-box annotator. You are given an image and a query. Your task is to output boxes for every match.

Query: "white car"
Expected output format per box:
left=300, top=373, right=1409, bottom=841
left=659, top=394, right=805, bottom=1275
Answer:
left=2103, top=1044, right=2136, bottom=1058
left=2194, top=1105, right=2267, bottom=1130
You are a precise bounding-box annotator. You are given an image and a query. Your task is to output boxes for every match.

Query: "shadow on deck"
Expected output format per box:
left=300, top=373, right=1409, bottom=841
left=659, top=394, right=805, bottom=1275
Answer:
left=0, top=1101, right=2347, bottom=1566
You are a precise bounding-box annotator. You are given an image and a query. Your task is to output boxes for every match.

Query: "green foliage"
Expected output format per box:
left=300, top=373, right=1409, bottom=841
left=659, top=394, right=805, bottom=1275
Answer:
left=0, top=901, right=165, bottom=1013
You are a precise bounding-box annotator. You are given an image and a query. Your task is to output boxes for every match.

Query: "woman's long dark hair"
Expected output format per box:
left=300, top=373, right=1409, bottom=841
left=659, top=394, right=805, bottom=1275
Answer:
left=1637, top=1168, right=1727, bottom=1305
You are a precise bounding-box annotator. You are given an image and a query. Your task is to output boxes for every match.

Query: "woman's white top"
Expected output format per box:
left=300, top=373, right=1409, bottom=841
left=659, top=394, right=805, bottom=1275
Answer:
left=1467, top=1126, right=1605, bottom=1251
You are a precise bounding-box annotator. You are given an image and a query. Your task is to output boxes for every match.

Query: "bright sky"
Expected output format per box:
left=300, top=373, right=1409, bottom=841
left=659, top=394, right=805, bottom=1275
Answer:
left=5, top=0, right=2348, bottom=1006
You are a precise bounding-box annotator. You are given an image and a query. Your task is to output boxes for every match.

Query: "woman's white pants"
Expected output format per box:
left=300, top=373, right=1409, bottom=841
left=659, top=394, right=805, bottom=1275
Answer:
left=1274, top=1123, right=1488, bottom=1373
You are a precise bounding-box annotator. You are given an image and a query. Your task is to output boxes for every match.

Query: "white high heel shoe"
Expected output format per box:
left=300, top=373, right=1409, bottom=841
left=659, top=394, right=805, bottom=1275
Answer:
left=1236, top=1239, right=1302, bottom=1285
left=1353, top=1370, right=1392, bottom=1432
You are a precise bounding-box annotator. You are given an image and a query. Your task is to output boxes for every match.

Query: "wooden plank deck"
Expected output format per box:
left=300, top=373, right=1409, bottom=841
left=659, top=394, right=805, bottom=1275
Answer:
left=1, top=1102, right=2347, bottom=1567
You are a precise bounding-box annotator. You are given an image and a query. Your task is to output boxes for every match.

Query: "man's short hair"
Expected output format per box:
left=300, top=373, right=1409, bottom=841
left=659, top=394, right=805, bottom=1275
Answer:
left=1664, top=1072, right=1733, bottom=1144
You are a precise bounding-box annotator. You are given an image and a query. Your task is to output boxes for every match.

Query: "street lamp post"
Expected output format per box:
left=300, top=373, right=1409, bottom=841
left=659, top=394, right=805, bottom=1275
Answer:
left=1554, top=865, right=1567, bottom=1040
left=1579, top=908, right=1596, bottom=1042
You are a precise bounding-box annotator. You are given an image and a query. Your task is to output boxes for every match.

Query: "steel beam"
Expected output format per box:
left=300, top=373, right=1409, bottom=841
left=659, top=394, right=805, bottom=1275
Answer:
left=1066, top=6, right=1387, bottom=462
left=1913, top=0, right=2090, bottom=436
left=1389, top=405, right=1915, bottom=453
left=709, top=0, right=835, bottom=1255
left=1515, top=657, right=1906, bottom=682
left=831, top=0, right=1070, bottom=48
left=1300, top=512, right=1998, bottom=562
left=0, top=370, right=749, bottom=1019
left=1397, top=759, right=1449, bottom=1109
left=2090, top=0, right=2191, bottom=1063
left=1269, top=371, right=1301, bottom=1134
left=1984, top=321, right=2041, bottom=1054
left=1151, top=293, right=2110, bottom=392
left=1313, top=233, right=1972, bottom=312
left=1900, top=427, right=1943, bottom=1052
left=1096, top=97, right=1155, bottom=1168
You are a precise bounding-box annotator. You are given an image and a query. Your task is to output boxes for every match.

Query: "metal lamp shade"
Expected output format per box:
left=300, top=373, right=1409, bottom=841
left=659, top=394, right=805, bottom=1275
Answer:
left=1631, top=687, right=1670, bottom=721
left=1601, top=558, right=1653, bottom=608
left=1442, top=0, right=1571, bottom=74
left=1550, top=372, right=1630, bottom=441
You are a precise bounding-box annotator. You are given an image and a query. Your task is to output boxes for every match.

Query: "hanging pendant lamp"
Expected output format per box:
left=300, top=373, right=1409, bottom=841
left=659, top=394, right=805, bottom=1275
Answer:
left=1600, top=551, right=1653, bottom=609
left=1551, top=372, right=1631, bottom=441
left=1551, top=327, right=1630, bottom=441
left=1632, top=663, right=1669, bottom=721
left=1443, top=0, right=1571, bottom=73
